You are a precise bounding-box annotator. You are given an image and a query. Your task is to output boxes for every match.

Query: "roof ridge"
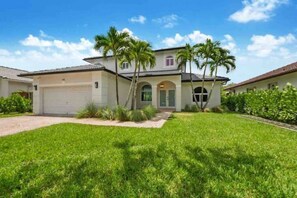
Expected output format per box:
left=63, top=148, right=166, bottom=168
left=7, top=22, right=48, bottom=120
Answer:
left=0, top=65, right=28, bottom=72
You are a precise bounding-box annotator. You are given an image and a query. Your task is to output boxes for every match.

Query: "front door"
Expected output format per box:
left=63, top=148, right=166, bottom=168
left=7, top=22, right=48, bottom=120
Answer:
left=159, top=90, right=175, bottom=108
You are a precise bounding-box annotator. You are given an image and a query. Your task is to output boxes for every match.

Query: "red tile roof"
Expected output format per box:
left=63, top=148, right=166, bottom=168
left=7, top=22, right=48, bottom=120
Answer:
left=225, top=61, right=297, bottom=90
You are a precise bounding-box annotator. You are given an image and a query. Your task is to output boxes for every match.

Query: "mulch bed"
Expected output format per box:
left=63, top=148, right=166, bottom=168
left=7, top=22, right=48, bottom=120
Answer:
left=240, top=114, right=297, bottom=132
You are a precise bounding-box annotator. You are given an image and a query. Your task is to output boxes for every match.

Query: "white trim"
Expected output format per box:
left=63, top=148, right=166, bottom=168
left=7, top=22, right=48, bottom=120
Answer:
left=39, top=82, right=92, bottom=88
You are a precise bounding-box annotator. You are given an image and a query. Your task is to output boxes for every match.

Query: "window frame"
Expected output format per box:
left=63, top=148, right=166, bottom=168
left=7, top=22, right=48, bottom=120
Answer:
left=193, top=87, right=208, bottom=102
left=122, top=62, right=129, bottom=70
left=165, top=56, right=174, bottom=67
left=141, top=85, right=152, bottom=102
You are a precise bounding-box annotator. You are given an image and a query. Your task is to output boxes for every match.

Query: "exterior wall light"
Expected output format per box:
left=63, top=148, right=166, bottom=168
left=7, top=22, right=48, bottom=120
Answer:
left=62, top=79, right=65, bottom=84
left=95, top=82, right=99, bottom=88
left=160, top=84, right=164, bottom=88
left=34, top=85, right=38, bottom=91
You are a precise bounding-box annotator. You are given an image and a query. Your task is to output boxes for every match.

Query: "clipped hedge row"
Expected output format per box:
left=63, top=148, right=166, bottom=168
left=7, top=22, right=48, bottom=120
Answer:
left=222, top=84, right=297, bottom=124
left=0, top=93, right=32, bottom=114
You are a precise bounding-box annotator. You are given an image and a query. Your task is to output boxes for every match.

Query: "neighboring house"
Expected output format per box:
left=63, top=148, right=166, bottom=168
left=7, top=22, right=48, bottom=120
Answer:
left=19, top=47, right=229, bottom=115
left=0, top=66, right=33, bottom=98
left=225, top=61, right=297, bottom=93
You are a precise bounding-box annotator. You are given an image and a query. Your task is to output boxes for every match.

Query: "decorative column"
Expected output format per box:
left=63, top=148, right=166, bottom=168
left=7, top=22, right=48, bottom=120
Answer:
left=176, top=84, right=182, bottom=111
left=151, top=84, right=158, bottom=109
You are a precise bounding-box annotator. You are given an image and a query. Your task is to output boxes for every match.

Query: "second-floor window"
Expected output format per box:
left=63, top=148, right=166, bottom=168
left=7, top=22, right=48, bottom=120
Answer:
left=166, top=56, right=174, bottom=66
left=122, top=62, right=129, bottom=70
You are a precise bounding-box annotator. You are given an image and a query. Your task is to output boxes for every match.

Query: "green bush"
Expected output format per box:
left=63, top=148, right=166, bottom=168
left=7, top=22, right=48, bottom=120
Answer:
left=0, top=93, right=32, bottom=114
left=101, top=107, right=116, bottom=120
left=76, top=102, right=98, bottom=118
left=222, top=84, right=297, bottom=124
left=115, top=106, right=130, bottom=121
left=191, top=105, right=200, bottom=112
left=142, top=105, right=157, bottom=119
left=128, top=110, right=147, bottom=122
left=183, top=104, right=191, bottom=112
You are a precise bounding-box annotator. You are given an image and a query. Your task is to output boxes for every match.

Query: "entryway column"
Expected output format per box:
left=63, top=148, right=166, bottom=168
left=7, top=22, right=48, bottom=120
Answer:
left=176, top=84, right=182, bottom=111
left=152, top=85, right=158, bottom=109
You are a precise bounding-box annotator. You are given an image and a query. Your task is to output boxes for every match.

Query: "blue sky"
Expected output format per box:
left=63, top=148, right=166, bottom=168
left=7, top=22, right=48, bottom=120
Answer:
left=0, top=0, right=297, bottom=83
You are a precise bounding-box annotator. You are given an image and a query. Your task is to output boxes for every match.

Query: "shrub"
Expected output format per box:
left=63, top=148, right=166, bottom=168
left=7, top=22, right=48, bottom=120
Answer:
left=191, top=105, right=200, bottom=112
left=204, top=108, right=211, bottom=112
left=128, top=110, right=147, bottom=122
left=115, top=106, right=130, bottom=121
left=142, top=105, right=157, bottom=119
left=101, top=107, right=115, bottom=120
left=211, top=106, right=224, bottom=113
left=0, top=93, right=32, bottom=114
left=183, top=104, right=191, bottom=112
left=222, top=84, right=297, bottom=124
left=76, top=102, right=98, bottom=118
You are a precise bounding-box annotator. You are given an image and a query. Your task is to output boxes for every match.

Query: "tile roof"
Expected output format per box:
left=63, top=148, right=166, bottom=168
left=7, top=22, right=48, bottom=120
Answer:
left=181, top=73, right=229, bottom=82
left=225, top=61, right=297, bottom=90
left=0, top=66, right=32, bottom=83
left=18, top=64, right=131, bottom=81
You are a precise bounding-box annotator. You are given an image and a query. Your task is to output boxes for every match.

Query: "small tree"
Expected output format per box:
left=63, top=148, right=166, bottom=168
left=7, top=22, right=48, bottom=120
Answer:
left=176, top=44, right=200, bottom=108
left=94, top=27, right=130, bottom=105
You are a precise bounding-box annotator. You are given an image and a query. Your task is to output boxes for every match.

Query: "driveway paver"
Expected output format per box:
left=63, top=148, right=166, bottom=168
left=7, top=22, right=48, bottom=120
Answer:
left=0, top=112, right=171, bottom=137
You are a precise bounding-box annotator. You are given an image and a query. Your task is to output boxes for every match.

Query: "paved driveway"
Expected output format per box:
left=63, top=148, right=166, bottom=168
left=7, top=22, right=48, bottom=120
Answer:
left=0, top=113, right=171, bottom=137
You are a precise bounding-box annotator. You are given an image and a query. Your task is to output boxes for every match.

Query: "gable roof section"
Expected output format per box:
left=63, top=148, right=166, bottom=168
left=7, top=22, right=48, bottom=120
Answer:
left=225, top=61, right=297, bottom=90
left=83, top=46, right=185, bottom=61
left=18, top=64, right=131, bottom=81
left=0, top=66, right=32, bottom=83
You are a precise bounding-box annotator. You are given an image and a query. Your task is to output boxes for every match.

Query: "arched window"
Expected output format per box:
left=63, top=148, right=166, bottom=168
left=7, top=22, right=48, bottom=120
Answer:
left=141, top=85, right=152, bottom=101
left=165, top=56, right=174, bottom=66
left=193, top=87, right=208, bottom=102
left=122, top=62, right=129, bottom=70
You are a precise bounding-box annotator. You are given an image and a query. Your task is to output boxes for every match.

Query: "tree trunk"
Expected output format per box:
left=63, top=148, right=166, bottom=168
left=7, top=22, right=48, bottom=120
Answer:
left=133, top=66, right=141, bottom=110
left=203, top=65, right=218, bottom=109
left=125, top=63, right=137, bottom=109
left=130, top=62, right=138, bottom=110
left=200, top=58, right=208, bottom=111
left=115, top=58, right=119, bottom=105
left=190, top=61, right=199, bottom=108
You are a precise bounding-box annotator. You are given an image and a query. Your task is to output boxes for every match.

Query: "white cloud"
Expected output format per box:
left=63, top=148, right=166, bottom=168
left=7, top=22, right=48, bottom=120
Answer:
left=0, top=49, right=11, bottom=56
left=221, top=34, right=238, bottom=53
left=162, top=30, right=212, bottom=47
left=153, top=14, right=179, bottom=28
left=247, top=33, right=296, bottom=57
left=229, top=0, right=288, bottom=23
left=129, top=15, right=146, bottom=24
left=0, top=33, right=101, bottom=70
left=21, top=34, right=53, bottom=47
left=120, top=28, right=139, bottom=40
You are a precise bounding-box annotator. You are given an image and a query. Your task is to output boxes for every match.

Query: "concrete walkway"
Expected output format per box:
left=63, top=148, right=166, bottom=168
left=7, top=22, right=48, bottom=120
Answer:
left=0, top=112, right=171, bottom=137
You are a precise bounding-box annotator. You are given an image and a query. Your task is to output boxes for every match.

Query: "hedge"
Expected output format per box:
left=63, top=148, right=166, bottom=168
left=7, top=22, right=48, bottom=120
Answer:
left=222, top=84, right=297, bottom=124
left=0, top=93, right=32, bottom=114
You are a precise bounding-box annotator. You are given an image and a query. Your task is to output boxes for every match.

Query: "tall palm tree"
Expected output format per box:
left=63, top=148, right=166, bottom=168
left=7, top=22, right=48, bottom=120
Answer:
left=196, top=39, right=220, bottom=111
left=176, top=44, right=200, bottom=108
left=203, top=47, right=236, bottom=108
left=120, top=39, right=156, bottom=110
left=94, top=26, right=130, bottom=105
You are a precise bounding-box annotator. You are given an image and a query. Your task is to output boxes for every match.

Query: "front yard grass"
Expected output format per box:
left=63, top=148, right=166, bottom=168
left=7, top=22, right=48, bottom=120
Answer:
left=0, top=113, right=296, bottom=197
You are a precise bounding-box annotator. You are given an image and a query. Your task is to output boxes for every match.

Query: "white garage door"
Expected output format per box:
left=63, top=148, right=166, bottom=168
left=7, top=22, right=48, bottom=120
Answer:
left=43, top=86, right=92, bottom=115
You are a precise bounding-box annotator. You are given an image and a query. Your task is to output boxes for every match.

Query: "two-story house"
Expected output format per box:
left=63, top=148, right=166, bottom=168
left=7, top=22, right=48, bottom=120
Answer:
left=19, top=47, right=229, bottom=115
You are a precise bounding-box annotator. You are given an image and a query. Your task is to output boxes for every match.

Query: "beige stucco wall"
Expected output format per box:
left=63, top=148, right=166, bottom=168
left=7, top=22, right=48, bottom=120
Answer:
left=181, top=82, right=222, bottom=109
left=232, top=72, right=297, bottom=93
left=85, top=49, right=183, bottom=74
left=0, top=78, right=32, bottom=97
left=32, top=71, right=131, bottom=114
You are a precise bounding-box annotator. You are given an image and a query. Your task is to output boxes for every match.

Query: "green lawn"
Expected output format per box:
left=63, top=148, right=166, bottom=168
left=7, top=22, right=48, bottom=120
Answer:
left=0, top=113, right=296, bottom=197
left=0, top=112, right=33, bottom=118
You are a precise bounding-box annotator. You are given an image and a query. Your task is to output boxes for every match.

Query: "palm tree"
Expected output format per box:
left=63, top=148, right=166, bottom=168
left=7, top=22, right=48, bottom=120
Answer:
left=120, top=39, right=156, bottom=110
left=176, top=44, right=200, bottom=108
left=203, top=47, right=236, bottom=109
left=196, top=39, right=220, bottom=111
left=94, top=26, right=130, bottom=105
